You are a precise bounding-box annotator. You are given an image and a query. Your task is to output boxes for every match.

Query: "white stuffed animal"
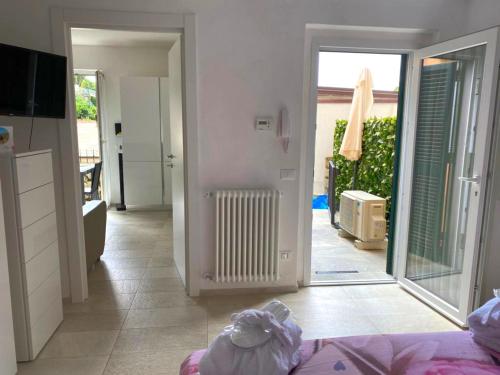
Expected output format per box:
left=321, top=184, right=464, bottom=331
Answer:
left=199, top=301, right=302, bottom=375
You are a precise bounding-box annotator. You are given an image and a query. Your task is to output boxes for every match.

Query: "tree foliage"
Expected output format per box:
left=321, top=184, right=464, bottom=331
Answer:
left=75, top=95, right=97, bottom=120
left=332, top=117, right=397, bottom=218
left=74, top=76, right=97, bottom=120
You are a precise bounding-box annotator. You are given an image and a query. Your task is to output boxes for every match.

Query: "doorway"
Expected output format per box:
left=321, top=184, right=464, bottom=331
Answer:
left=74, top=71, right=105, bottom=203
left=51, top=9, right=200, bottom=302
left=310, top=51, right=406, bottom=284
left=303, top=27, right=500, bottom=326
left=69, top=26, right=189, bottom=290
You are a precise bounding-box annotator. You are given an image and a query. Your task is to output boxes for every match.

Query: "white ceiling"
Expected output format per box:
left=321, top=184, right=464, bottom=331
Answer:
left=71, top=28, right=179, bottom=48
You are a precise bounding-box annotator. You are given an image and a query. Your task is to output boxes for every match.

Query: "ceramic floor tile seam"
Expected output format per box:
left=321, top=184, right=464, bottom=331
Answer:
left=101, top=351, right=114, bottom=375
left=104, top=282, right=139, bottom=368
left=62, top=309, right=131, bottom=319
left=122, top=310, right=209, bottom=330
left=108, top=337, right=208, bottom=355
left=103, top=276, right=197, bottom=371
left=37, top=330, right=121, bottom=360
left=58, top=309, right=132, bottom=334
left=102, top=350, right=201, bottom=375
left=365, top=311, right=445, bottom=327
left=117, top=291, right=137, bottom=332
left=89, top=277, right=154, bottom=285
left=16, top=355, right=111, bottom=375
left=58, top=310, right=128, bottom=332
left=112, top=326, right=208, bottom=353
left=52, top=327, right=124, bottom=337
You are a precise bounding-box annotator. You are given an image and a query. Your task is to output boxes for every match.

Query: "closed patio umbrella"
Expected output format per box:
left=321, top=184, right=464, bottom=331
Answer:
left=339, top=68, right=374, bottom=161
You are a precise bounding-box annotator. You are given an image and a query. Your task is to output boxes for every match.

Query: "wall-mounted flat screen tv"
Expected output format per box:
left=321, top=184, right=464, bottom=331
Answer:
left=0, top=44, right=36, bottom=116
left=0, top=43, right=67, bottom=119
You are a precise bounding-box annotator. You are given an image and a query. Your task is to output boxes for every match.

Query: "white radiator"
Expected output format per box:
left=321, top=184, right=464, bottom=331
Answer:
left=215, top=190, right=280, bottom=283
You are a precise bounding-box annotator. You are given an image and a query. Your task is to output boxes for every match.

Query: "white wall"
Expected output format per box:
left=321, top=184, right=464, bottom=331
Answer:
left=464, top=0, right=500, bottom=35
left=314, top=102, right=398, bottom=195
left=0, top=0, right=474, bottom=295
left=72, top=45, right=169, bottom=204
left=0, top=182, right=17, bottom=375
left=462, top=0, right=500, bottom=304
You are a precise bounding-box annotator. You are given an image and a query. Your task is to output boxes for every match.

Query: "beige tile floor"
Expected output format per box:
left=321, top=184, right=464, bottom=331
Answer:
left=18, top=209, right=461, bottom=375
left=311, top=209, right=394, bottom=282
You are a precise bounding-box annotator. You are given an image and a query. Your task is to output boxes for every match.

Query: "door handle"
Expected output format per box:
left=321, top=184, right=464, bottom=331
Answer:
left=167, top=154, right=175, bottom=159
left=458, top=175, right=481, bottom=184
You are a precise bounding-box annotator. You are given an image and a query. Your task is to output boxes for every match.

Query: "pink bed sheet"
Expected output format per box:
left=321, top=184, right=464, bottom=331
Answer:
left=180, top=331, right=500, bottom=375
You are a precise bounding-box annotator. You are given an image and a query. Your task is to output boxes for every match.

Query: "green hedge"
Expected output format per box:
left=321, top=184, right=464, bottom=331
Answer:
left=332, top=116, right=397, bottom=218
left=75, top=94, right=97, bottom=120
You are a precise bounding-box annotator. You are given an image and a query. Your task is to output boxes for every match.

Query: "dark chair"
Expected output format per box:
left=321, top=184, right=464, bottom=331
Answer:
left=328, top=160, right=340, bottom=228
left=84, top=161, right=102, bottom=200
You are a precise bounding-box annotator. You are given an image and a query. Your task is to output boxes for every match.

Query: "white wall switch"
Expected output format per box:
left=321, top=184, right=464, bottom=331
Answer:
left=280, top=169, right=296, bottom=180
left=255, top=117, right=273, bottom=131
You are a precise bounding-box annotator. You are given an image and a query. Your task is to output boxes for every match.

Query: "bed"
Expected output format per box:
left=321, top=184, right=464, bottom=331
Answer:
left=180, top=331, right=500, bottom=374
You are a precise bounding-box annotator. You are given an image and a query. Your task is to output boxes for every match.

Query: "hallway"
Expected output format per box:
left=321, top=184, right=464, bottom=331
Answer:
left=18, top=210, right=459, bottom=375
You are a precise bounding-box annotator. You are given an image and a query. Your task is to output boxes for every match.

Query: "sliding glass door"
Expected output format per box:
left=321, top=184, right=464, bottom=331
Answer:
left=398, top=29, right=500, bottom=325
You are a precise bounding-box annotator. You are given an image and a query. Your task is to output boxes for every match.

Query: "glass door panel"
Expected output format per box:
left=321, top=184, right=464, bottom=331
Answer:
left=398, top=28, right=500, bottom=325
left=406, top=45, right=486, bottom=308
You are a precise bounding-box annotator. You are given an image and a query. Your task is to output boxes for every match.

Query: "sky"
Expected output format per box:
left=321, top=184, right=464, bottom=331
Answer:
left=318, top=52, right=402, bottom=91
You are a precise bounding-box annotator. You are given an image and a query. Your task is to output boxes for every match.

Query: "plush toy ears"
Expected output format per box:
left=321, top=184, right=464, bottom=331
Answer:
left=229, top=301, right=292, bottom=348
left=261, top=301, right=290, bottom=323
left=230, top=310, right=273, bottom=348
left=230, top=301, right=290, bottom=349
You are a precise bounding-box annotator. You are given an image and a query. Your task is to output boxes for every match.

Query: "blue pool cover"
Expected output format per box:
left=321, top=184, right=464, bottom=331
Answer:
left=312, top=194, right=328, bottom=209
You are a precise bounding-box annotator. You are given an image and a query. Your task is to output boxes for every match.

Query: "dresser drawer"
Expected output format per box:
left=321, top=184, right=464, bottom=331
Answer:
left=27, top=270, right=61, bottom=328
left=16, top=152, right=53, bottom=194
left=18, top=183, right=55, bottom=229
left=22, top=212, right=58, bottom=263
left=25, top=242, right=59, bottom=296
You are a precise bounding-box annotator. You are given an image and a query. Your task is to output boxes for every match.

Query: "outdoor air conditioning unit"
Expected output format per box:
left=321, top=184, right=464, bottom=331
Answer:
left=339, top=190, right=387, bottom=248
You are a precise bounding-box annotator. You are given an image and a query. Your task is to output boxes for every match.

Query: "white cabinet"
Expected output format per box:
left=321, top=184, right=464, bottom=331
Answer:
left=120, top=76, right=171, bottom=207
left=0, top=150, right=63, bottom=361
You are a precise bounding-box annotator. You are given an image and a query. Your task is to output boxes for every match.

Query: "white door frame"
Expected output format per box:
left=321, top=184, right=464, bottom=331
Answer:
left=50, top=8, right=201, bottom=300
left=299, top=25, right=436, bottom=286
left=395, top=28, right=500, bottom=326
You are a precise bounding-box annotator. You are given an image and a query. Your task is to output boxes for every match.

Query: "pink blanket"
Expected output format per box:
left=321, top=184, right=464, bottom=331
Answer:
left=180, top=331, right=500, bottom=375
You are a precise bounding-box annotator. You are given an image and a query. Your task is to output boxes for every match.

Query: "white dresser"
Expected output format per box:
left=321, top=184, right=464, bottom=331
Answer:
left=0, top=149, right=63, bottom=361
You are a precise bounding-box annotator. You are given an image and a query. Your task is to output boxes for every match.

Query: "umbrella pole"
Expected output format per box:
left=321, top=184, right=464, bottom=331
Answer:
left=352, top=160, right=359, bottom=189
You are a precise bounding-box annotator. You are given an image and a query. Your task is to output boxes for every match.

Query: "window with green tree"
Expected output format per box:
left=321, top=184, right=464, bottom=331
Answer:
left=74, top=74, right=97, bottom=120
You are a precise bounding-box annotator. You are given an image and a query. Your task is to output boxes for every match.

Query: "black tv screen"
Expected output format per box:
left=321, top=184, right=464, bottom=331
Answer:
left=0, top=44, right=36, bottom=116
left=33, top=52, right=67, bottom=118
left=0, top=43, right=67, bottom=118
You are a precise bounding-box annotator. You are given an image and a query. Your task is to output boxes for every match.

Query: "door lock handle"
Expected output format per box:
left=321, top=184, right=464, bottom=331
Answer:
left=166, top=162, right=174, bottom=168
left=458, top=175, right=481, bottom=183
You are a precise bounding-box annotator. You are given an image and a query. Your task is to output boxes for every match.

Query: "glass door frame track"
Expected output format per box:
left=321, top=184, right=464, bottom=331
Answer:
left=311, top=279, right=396, bottom=287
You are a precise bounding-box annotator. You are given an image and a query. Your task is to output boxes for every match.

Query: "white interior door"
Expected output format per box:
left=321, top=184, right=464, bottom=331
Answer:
left=95, top=71, right=110, bottom=204
left=160, top=77, right=172, bottom=206
left=397, top=28, right=500, bottom=325
left=168, top=38, right=187, bottom=285
left=120, top=76, right=163, bottom=206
